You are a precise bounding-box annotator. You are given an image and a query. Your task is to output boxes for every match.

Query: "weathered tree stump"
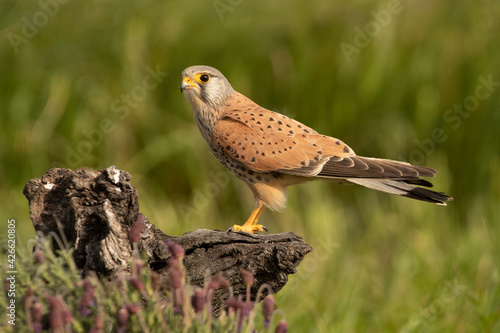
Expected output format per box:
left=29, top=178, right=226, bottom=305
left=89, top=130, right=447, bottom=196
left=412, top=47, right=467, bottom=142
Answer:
left=23, top=167, right=312, bottom=314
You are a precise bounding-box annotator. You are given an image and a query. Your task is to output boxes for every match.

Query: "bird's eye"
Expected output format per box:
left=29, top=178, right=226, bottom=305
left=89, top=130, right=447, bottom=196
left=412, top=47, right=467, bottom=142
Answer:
left=196, top=73, right=210, bottom=83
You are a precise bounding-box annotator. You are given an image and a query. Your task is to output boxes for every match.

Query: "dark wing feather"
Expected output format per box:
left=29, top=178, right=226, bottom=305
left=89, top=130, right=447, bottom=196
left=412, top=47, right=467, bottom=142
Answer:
left=317, top=156, right=435, bottom=180
left=317, top=156, right=452, bottom=205
left=347, top=178, right=452, bottom=205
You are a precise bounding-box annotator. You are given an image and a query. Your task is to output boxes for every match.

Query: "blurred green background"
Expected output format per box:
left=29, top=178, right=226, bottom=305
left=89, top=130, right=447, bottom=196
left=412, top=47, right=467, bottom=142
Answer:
left=1, top=0, right=499, bottom=331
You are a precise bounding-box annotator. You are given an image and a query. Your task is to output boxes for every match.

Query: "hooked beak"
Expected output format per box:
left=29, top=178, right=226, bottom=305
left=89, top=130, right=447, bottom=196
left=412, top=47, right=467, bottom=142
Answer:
left=180, top=77, right=195, bottom=93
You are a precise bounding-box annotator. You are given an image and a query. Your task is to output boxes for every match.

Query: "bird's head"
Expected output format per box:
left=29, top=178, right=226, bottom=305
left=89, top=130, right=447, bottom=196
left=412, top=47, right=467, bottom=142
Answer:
left=180, top=65, right=235, bottom=109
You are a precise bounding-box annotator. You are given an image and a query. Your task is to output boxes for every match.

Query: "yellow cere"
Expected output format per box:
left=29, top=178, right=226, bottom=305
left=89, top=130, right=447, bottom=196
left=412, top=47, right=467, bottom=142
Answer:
left=183, top=77, right=194, bottom=85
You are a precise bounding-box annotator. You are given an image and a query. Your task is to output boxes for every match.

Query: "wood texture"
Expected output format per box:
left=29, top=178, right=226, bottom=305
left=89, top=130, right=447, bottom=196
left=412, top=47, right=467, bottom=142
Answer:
left=23, top=167, right=312, bottom=313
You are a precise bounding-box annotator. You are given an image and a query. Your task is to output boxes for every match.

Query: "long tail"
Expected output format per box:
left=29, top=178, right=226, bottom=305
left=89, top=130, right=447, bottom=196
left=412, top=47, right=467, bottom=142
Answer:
left=346, top=178, right=452, bottom=205
left=316, top=156, right=453, bottom=205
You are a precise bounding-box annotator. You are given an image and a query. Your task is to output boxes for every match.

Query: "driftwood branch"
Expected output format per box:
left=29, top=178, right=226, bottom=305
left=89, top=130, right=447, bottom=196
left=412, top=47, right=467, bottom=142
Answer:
left=23, top=167, right=312, bottom=313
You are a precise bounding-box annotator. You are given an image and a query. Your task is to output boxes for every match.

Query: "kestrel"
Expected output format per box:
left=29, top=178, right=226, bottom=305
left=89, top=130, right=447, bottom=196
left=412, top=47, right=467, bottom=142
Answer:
left=180, top=65, right=452, bottom=233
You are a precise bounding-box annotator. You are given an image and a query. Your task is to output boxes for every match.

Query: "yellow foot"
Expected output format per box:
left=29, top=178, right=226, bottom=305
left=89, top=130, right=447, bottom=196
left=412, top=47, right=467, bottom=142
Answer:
left=226, top=224, right=268, bottom=234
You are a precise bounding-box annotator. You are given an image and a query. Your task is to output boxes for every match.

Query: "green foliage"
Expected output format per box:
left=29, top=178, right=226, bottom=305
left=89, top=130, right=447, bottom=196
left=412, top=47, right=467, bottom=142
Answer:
left=0, top=236, right=286, bottom=332
left=1, top=0, right=499, bottom=331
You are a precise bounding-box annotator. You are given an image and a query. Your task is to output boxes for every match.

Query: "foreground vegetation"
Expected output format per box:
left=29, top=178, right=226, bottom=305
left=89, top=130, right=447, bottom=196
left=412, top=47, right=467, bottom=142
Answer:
left=0, top=235, right=287, bottom=332
left=1, top=0, right=499, bottom=331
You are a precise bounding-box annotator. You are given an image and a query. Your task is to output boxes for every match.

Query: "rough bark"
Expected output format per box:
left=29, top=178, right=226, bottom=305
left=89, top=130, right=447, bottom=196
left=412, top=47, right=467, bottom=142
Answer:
left=23, top=167, right=312, bottom=313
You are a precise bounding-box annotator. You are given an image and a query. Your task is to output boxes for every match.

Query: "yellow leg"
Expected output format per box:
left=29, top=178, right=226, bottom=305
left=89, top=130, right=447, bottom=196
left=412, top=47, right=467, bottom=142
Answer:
left=228, top=204, right=267, bottom=234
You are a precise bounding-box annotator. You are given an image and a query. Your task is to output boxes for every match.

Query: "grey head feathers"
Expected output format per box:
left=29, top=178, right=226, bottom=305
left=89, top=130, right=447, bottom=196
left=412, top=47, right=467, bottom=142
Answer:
left=182, top=65, right=235, bottom=108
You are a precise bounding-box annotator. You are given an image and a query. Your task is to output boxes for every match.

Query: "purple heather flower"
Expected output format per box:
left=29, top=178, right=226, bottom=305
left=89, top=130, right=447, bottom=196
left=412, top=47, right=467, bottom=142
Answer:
left=168, top=261, right=184, bottom=289
left=241, top=269, right=254, bottom=287
left=79, top=279, right=96, bottom=317
left=129, top=277, right=145, bottom=292
left=48, top=295, right=63, bottom=329
left=88, top=312, right=104, bottom=333
left=208, top=273, right=230, bottom=290
left=275, top=320, right=288, bottom=333
left=126, top=303, right=141, bottom=315
left=33, top=249, right=45, bottom=264
left=117, top=307, right=129, bottom=326
left=173, top=288, right=185, bottom=316
left=207, top=277, right=220, bottom=291
left=63, top=309, right=74, bottom=325
left=262, top=295, right=275, bottom=328
left=167, top=240, right=185, bottom=260
left=31, top=302, right=43, bottom=333
left=55, top=296, right=73, bottom=325
left=226, top=296, right=253, bottom=332
left=240, top=301, right=254, bottom=318
left=128, top=214, right=145, bottom=243
left=191, top=289, right=206, bottom=313
left=226, top=296, right=241, bottom=309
